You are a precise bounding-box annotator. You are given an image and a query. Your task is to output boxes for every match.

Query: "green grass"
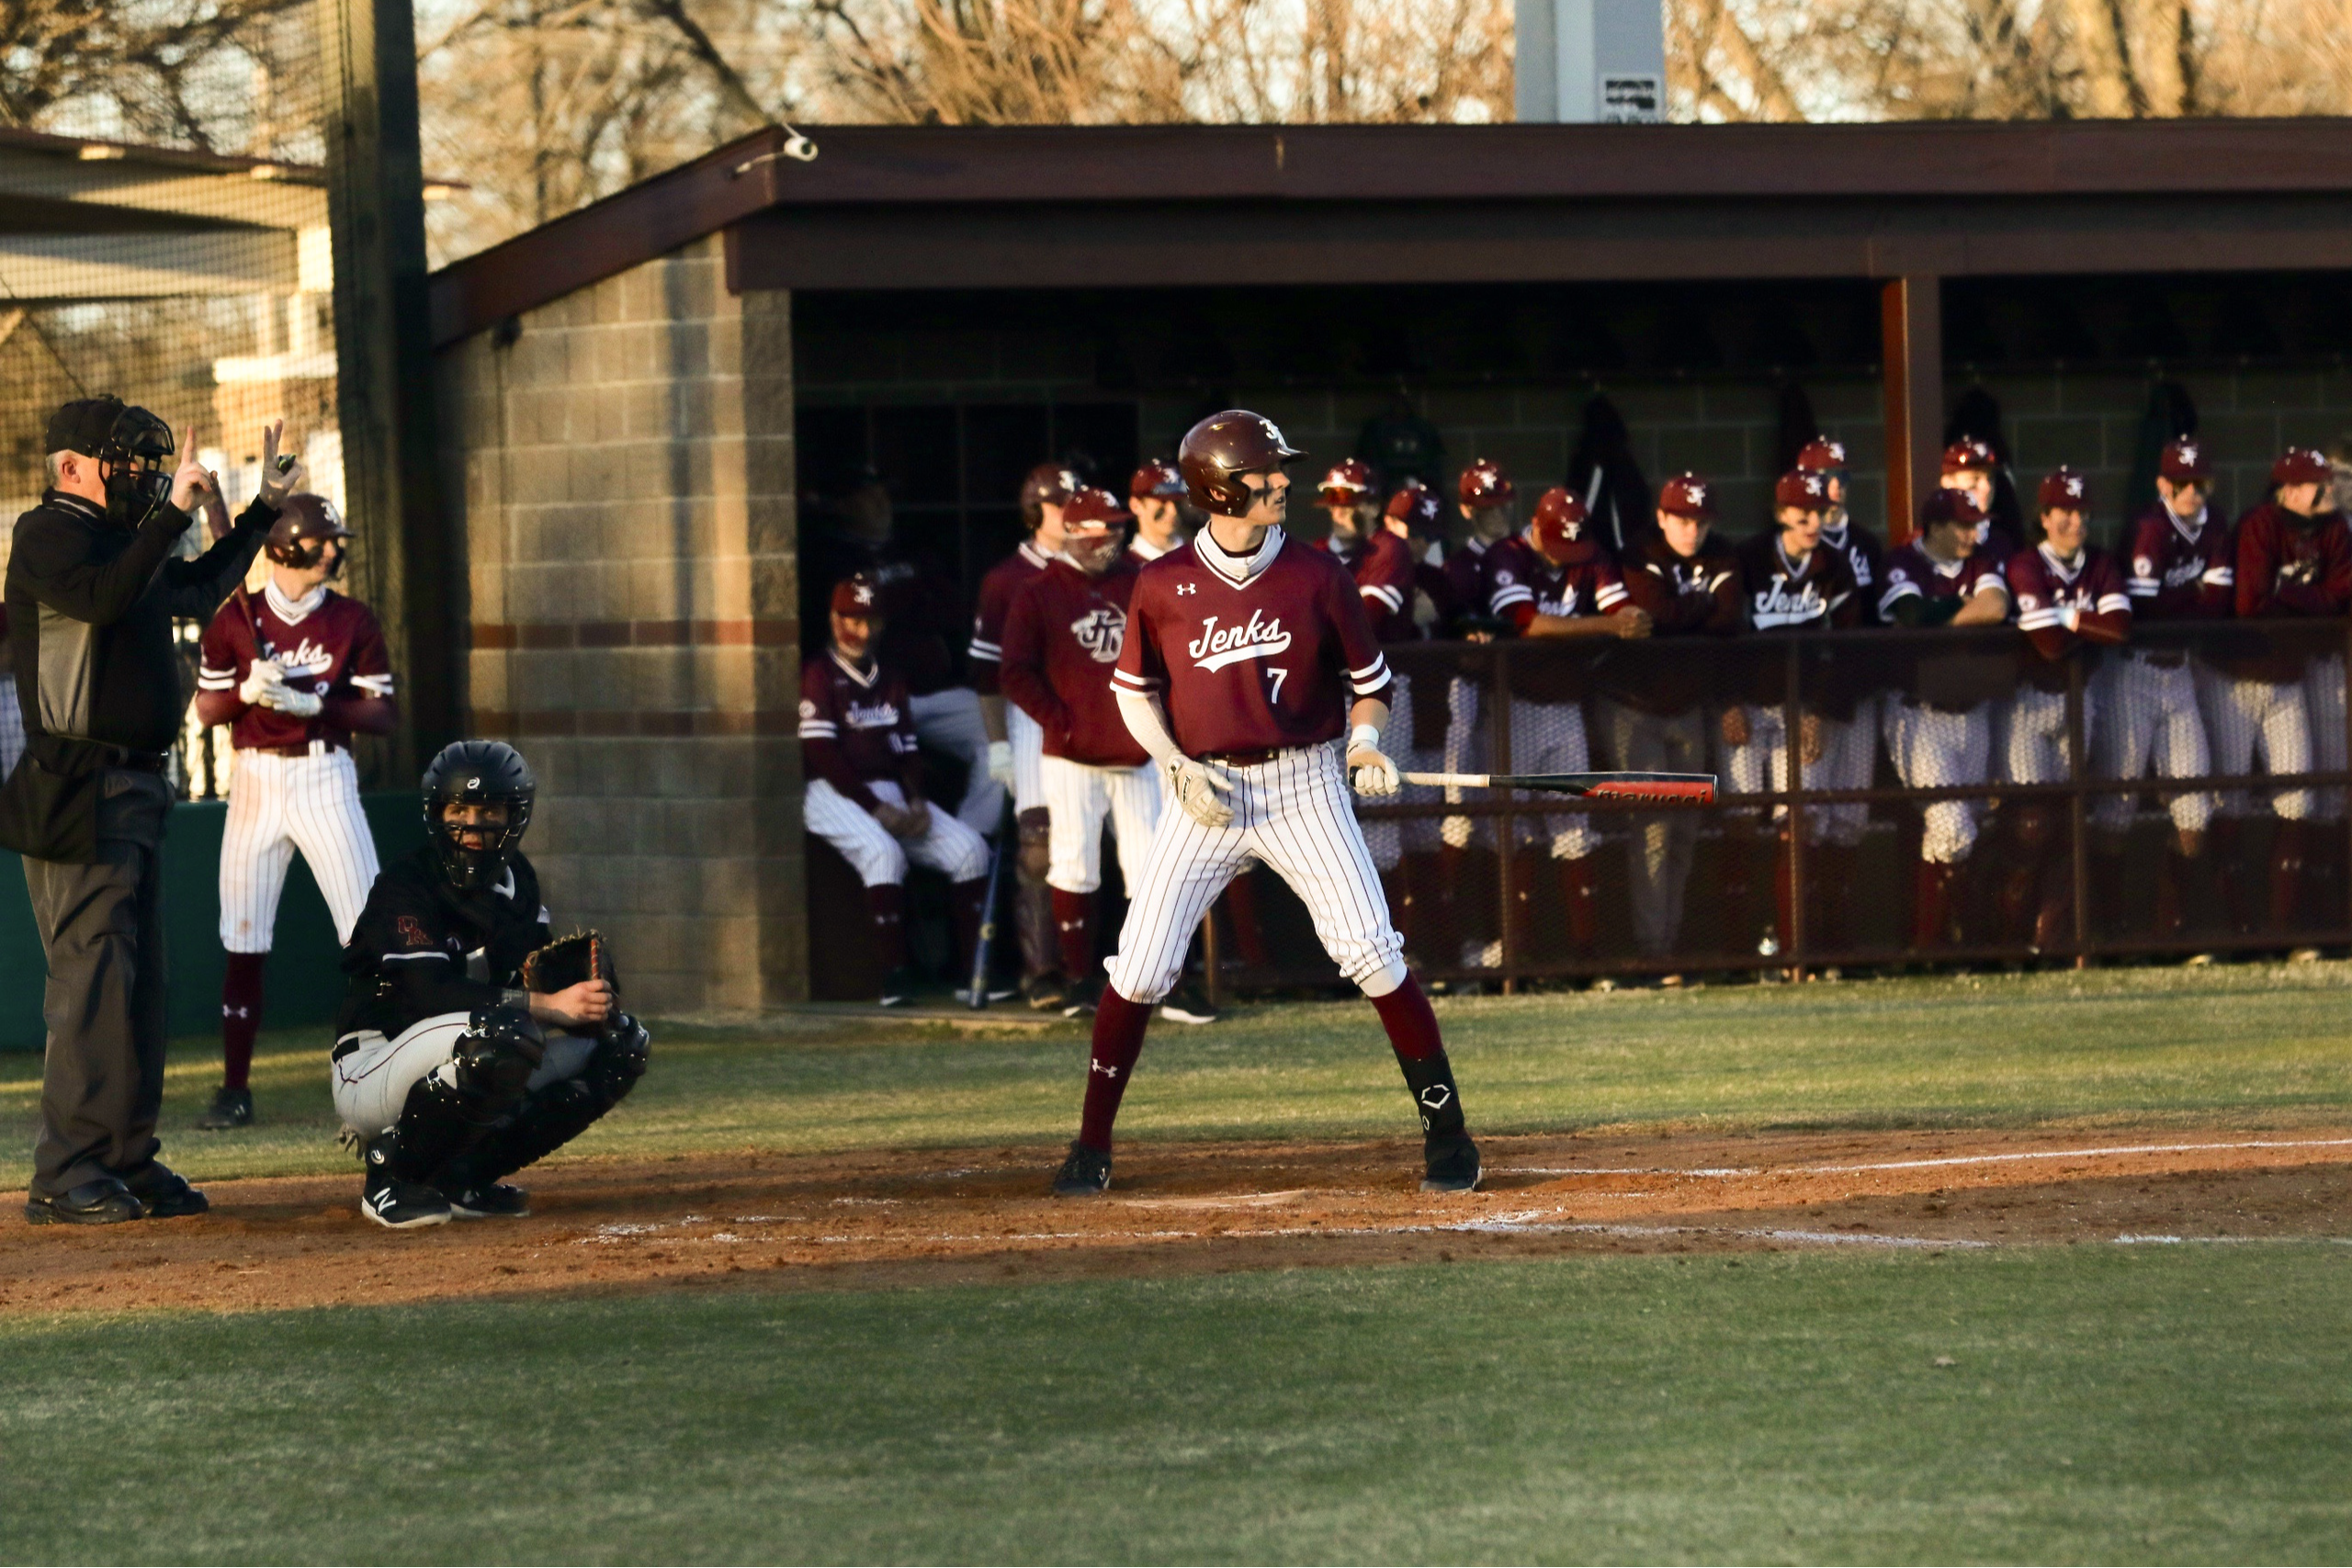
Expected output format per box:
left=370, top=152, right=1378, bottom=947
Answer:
left=5, top=1243, right=2350, bottom=1563
left=6, top=962, right=2352, bottom=1191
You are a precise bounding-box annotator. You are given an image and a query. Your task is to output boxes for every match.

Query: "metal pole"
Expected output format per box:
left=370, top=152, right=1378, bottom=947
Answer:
left=1493, top=641, right=1517, bottom=995
left=317, top=0, right=453, bottom=778
left=1783, top=635, right=1806, bottom=975
left=2068, top=653, right=2090, bottom=967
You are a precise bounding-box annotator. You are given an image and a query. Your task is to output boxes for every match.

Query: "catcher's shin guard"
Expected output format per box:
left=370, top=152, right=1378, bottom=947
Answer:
left=439, top=1016, right=650, bottom=1187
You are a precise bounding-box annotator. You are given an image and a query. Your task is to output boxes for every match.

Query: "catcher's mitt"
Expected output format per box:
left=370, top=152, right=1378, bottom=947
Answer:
left=521, top=930, right=617, bottom=996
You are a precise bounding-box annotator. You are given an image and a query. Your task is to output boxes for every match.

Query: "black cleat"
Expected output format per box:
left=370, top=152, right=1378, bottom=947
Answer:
left=24, top=1177, right=144, bottom=1225
left=878, top=965, right=921, bottom=1007
left=1021, top=973, right=1069, bottom=1011
left=1157, top=981, right=1220, bottom=1025
left=1060, top=976, right=1106, bottom=1018
left=361, top=1138, right=449, bottom=1229
left=124, top=1163, right=209, bottom=1218
left=195, top=1085, right=254, bottom=1131
left=444, top=1181, right=530, bottom=1219
left=1050, top=1140, right=1113, bottom=1197
left=1421, top=1133, right=1483, bottom=1194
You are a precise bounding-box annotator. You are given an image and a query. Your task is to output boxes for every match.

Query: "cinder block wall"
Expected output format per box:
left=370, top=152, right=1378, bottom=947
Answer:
left=435, top=235, right=807, bottom=1013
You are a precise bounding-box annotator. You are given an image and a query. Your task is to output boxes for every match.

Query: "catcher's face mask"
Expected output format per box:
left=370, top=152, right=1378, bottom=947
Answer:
left=430, top=784, right=532, bottom=892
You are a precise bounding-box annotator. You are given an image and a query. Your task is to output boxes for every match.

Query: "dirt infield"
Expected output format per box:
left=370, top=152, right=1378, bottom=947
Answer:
left=7, top=1127, right=2350, bottom=1315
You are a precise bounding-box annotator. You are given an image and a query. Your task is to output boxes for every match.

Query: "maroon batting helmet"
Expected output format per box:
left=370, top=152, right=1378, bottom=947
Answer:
left=1129, top=459, right=1184, bottom=501
left=1061, top=486, right=1134, bottom=532
left=1319, top=457, right=1376, bottom=507
left=1019, top=462, right=1080, bottom=527
left=266, top=493, right=352, bottom=571
left=1178, top=410, right=1303, bottom=514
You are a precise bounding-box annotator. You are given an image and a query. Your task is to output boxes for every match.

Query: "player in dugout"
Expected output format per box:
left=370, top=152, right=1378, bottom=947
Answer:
left=331, top=741, right=650, bottom=1229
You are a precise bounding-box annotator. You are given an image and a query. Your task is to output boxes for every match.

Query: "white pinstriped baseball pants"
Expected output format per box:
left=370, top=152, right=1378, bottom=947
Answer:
left=1040, top=755, right=1160, bottom=896
left=219, top=745, right=380, bottom=953
left=1008, top=705, right=1047, bottom=814
left=803, top=777, right=991, bottom=886
left=2090, top=654, right=2213, bottom=835
left=2193, top=664, right=2312, bottom=820
left=1105, top=743, right=1408, bottom=1003
left=1884, top=700, right=1991, bottom=863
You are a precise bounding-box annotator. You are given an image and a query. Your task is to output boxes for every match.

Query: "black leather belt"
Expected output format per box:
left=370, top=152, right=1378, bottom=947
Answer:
left=106, top=749, right=167, bottom=773
left=1201, top=748, right=1283, bottom=767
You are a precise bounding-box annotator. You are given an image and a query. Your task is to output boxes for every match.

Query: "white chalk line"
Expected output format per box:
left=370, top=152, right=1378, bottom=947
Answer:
left=1501, top=1136, right=2352, bottom=1183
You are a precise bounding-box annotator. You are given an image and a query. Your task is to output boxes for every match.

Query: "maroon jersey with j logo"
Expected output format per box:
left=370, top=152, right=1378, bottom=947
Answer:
left=1113, top=531, right=1395, bottom=758
left=197, top=587, right=394, bottom=751
left=999, top=557, right=1148, bottom=767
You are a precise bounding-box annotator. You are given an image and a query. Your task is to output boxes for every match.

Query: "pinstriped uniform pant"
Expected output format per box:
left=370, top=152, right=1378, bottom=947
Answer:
left=1105, top=743, right=1407, bottom=1004
left=218, top=745, right=380, bottom=953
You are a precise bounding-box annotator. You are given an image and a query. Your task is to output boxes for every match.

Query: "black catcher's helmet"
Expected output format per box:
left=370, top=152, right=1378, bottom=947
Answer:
left=421, top=740, right=537, bottom=892
left=266, top=493, right=351, bottom=571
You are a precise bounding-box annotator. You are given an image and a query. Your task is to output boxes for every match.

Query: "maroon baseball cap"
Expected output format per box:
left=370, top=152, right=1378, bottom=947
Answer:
left=1129, top=459, right=1184, bottom=501
left=1941, top=438, right=1996, bottom=475
left=1385, top=484, right=1443, bottom=533
left=2037, top=467, right=2090, bottom=512
left=1458, top=459, right=1513, bottom=507
left=1657, top=472, right=1714, bottom=519
left=1795, top=437, right=1848, bottom=474
left=1320, top=457, right=1375, bottom=505
left=1774, top=468, right=1830, bottom=511
left=831, top=573, right=879, bottom=616
left=2274, top=446, right=2332, bottom=487
left=1920, top=487, right=1985, bottom=530
left=2158, top=438, right=2211, bottom=485
left=1061, top=486, right=1134, bottom=533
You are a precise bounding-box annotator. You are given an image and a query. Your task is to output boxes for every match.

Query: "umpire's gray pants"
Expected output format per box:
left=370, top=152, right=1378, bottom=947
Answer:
left=1598, top=698, right=1709, bottom=958
left=25, top=771, right=175, bottom=1197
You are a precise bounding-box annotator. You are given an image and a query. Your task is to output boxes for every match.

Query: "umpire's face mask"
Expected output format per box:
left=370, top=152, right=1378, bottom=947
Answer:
left=97, top=406, right=175, bottom=524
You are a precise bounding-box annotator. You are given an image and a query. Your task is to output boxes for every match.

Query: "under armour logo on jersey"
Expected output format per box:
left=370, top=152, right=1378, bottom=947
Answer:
left=1070, top=606, right=1126, bottom=663
left=1419, top=1085, right=1453, bottom=1111
left=1176, top=582, right=1197, bottom=595
left=1188, top=610, right=1293, bottom=671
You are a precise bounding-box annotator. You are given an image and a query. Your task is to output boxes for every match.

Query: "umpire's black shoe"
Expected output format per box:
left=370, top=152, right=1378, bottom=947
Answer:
left=124, top=1163, right=209, bottom=1219
left=1421, top=1133, right=1483, bottom=1194
left=1050, top=1140, right=1113, bottom=1197
left=195, top=1085, right=254, bottom=1131
left=444, top=1181, right=530, bottom=1220
left=24, top=1178, right=144, bottom=1226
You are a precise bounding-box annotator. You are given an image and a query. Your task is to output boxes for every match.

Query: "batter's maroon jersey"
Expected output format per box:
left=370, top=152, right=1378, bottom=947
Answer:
left=195, top=587, right=394, bottom=750
left=1820, top=520, right=1889, bottom=625
left=1879, top=543, right=2007, bottom=620
left=1322, top=529, right=1420, bottom=642
left=1734, top=532, right=1860, bottom=632
left=797, top=648, right=922, bottom=810
left=1112, top=531, right=1393, bottom=758
left=2008, top=543, right=2131, bottom=688
left=966, top=540, right=1053, bottom=697
left=999, top=558, right=1148, bottom=768
left=2121, top=504, right=2233, bottom=620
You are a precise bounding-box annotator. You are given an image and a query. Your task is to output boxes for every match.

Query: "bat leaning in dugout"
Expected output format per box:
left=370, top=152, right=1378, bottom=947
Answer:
left=1400, top=771, right=1719, bottom=803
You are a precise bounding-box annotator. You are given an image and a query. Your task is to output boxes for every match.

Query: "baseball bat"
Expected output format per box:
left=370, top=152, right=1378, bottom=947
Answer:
left=967, top=802, right=1015, bottom=1010
left=1400, top=770, right=1718, bottom=805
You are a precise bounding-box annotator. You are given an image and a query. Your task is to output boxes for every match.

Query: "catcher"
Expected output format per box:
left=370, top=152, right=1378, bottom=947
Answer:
left=329, top=739, right=649, bottom=1229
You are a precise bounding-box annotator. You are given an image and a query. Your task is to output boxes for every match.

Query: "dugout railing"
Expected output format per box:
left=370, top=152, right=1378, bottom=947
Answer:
left=1200, top=617, right=2352, bottom=998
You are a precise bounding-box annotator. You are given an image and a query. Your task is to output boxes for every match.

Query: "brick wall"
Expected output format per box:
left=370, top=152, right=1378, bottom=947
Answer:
left=435, top=235, right=807, bottom=1013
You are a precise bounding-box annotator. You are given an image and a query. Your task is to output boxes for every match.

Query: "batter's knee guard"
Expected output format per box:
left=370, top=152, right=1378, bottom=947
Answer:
left=443, top=1015, right=651, bottom=1187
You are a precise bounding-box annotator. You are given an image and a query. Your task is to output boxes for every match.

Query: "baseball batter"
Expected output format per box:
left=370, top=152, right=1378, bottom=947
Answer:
left=1053, top=410, right=1480, bottom=1198
left=1726, top=469, right=1860, bottom=957
left=999, top=487, right=1161, bottom=1013
left=801, top=574, right=991, bottom=1005
left=1478, top=483, right=1648, bottom=962
left=2101, top=437, right=2225, bottom=941
left=1881, top=488, right=2012, bottom=949
left=332, top=740, right=649, bottom=1228
left=190, top=494, right=394, bottom=1131
left=2002, top=468, right=2130, bottom=949
left=2229, top=446, right=2352, bottom=937
left=970, top=463, right=1076, bottom=1007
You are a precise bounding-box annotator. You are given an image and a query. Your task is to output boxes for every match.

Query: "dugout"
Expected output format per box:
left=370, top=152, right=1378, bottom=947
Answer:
left=427, top=119, right=2352, bottom=1010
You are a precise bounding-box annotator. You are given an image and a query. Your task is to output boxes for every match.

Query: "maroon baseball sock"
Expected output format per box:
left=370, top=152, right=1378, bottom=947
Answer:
left=1051, top=887, right=1094, bottom=981
left=1370, top=975, right=1442, bottom=1061
left=868, top=884, right=908, bottom=971
left=1077, top=988, right=1153, bottom=1150
left=220, top=952, right=266, bottom=1091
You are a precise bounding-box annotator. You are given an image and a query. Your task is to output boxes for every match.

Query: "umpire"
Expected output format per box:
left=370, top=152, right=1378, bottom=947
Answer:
left=4, top=396, right=302, bottom=1224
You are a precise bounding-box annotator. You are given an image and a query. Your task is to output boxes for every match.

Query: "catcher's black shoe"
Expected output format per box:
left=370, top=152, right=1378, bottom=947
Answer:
left=124, top=1163, right=209, bottom=1218
left=878, top=965, right=920, bottom=1007
left=1050, top=1140, right=1112, bottom=1197
left=361, top=1138, right=450, bottom=1230
left=444, top=1181, right=530, bottom=1219
left=195, top=1085, right=254, bottom=1131
left=1421, top=1132, right=1483, bottom=1194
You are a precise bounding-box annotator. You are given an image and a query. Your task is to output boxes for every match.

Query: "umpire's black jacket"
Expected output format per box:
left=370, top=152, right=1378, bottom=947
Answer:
left=0, top=489, right=277, bottom=860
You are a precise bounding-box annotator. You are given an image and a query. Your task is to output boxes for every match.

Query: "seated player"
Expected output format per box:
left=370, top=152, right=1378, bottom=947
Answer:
left=331, top=740, right=650, bottom=1230
left=1000, top=487, right=1162, bottom=1013
left=801, top=573, right=991, bottom=1004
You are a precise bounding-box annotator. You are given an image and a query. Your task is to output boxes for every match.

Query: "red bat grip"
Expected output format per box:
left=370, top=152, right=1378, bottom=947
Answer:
left=1583, top=779, right=1716, bottom=803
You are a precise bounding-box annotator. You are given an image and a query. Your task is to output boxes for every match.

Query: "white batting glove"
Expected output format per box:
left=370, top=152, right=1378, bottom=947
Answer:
left=1442, top=815, right=1473, bottom=850
left=238, top=660, right=285, bottom=705
left=1346, top=724, right=1398, bottom=798
left=986, top=739, right=1014, bottom=787
left=260, top=684, right=323, bottom=718
left=1166, top=754, right=1236, bottom=829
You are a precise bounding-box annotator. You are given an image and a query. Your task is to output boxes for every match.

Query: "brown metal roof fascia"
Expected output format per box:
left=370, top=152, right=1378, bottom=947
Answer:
left=0, top=123, right=325, bottom=179
left=428, top=126, right=791, bottom=348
